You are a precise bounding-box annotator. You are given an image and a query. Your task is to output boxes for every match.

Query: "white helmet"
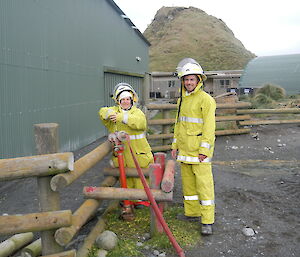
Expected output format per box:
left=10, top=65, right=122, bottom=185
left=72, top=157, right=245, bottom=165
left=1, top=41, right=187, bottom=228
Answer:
left=112, top=83, right=139, bottom=104
left=176, top=58, right=207, bottom=81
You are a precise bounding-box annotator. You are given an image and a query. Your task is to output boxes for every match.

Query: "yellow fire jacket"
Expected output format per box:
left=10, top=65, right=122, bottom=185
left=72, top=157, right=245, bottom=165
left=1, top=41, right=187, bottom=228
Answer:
left=172, top=82, right=216, bottom=164
left=99, top=105, right=152, bottom=167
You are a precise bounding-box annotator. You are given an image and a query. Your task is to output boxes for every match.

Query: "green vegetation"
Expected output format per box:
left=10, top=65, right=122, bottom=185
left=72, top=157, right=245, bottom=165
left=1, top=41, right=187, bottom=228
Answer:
left=250, top=84, right=286, bottom=108
left=143, top=6, right=255, bottom=72
left=88, top=205, right=201, bottom=257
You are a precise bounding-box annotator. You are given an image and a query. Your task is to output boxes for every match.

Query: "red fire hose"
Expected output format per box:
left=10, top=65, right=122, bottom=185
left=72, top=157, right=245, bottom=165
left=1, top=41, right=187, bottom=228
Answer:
left=126, top=136, right=185, bottom=257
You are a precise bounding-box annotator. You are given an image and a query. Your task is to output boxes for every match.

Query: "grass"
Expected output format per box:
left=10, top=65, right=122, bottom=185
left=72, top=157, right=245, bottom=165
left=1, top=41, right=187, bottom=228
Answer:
left=88, top=204, right=201, bottom=257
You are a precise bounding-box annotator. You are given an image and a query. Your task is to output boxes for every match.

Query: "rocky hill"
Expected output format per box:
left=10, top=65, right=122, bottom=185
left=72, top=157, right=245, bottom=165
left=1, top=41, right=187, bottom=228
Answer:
left=143, top=7, right=256, bottom=72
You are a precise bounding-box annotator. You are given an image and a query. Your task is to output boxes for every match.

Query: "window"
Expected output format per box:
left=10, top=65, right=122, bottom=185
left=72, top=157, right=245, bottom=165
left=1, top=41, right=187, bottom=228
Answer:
left=168, top=81, right=175, bottom=87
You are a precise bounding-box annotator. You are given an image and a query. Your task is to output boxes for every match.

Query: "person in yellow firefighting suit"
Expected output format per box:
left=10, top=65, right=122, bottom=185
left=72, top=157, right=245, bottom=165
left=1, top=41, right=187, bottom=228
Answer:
left=171, top=58, right=216, bottom=235
left=99, top=83, right=153, bottom=209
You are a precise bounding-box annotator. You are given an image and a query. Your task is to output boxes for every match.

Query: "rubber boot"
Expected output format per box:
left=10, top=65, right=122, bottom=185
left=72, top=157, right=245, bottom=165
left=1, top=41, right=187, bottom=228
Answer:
left=120, top=204, right=135, bottom=221
left=201, top=224, right=213, bottom=235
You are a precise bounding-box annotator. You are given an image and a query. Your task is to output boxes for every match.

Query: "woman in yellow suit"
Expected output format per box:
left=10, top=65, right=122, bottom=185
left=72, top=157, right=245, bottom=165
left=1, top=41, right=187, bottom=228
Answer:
left=99, top=83, right=153, bottom=209
left=171, top=58, right=216, bottom=235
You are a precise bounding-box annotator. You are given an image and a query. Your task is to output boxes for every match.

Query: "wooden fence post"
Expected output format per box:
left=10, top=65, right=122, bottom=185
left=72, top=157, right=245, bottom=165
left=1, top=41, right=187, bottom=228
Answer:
left=34, top=123, right=63, bottom=254
left=162, top=109, right=171, bottom=146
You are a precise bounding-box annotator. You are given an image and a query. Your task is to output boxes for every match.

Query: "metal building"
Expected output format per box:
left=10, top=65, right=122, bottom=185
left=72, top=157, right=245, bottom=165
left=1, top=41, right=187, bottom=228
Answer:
left=239, top=54, right=300, bottom=95
left=0, top=0, right=150, bottom=158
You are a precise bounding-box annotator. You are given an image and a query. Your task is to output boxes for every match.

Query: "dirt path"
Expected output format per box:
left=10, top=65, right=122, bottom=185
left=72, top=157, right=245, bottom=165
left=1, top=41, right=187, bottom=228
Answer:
left=1, top=124, right=299, bottom=257
left=171, top=124, right=300, bottom=257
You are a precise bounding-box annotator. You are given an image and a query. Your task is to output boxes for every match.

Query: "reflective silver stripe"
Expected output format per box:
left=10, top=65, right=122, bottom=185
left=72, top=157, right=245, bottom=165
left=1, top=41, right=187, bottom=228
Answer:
left=122, top=112, right=128, bottom=124
left=200, top=200, right=215, bottom=206
left=200, top=142, right=211, bottom=149
left=184, top=195, right=199, bottom=200
left=179, top=116, right=203, bottom=123
left=129, top=133, right=145, bottom=140
left=173, top=138, right=177, bottom=143
left=177, top=155, right=212, bottom=163
left=177, top=155, right=199, bottom=163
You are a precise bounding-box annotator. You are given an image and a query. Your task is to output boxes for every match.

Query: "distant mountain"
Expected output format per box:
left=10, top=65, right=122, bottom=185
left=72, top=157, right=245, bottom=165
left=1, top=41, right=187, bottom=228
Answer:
left=143, top=6, right=256, bottom=72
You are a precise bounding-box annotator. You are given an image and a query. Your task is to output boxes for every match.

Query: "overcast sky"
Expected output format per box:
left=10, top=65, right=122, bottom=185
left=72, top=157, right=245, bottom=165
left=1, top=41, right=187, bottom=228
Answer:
left=114, top=0, right=300, bottom=57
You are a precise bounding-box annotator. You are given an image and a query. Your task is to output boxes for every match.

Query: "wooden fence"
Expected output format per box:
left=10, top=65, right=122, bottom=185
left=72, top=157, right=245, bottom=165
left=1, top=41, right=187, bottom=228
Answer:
left=0, top=123, right=175, bottom=257
left=146, top=102, right=300, bottom=152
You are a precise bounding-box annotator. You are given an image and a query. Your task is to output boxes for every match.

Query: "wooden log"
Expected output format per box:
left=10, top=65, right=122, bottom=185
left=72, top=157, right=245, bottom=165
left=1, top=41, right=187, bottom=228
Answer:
left=50, top=141, right=112, bottom=191
left=0, top=152, right=74, bottom=181
left=83, top=187, right=173, bottom=202
left=21, top=238, right=42, bottom=257
left=147, top=133, right=174, bottom=140
left=34, top=123, right=63, bottom=254
left=54, top=176, right=117, bottom=246
left=149, top=128, right=251, bottom=141
left=215, top=128, right=251, bottom=136
left=239, top=119, right=300, bottom=126
left=103, top=167, right=150, bottom=177
left=151, top=145, right=172, bottom=152
left=162, top=109, right=171, bottom=146
left=217, top=102, right=252, bottom=109
left=0, top=232, right=33, bottom=257
left=148, top=115, right=251, bottom=126
left=237, top=108, right=300, bottom=114
left=0, top=210, right=72, bottom=235
left=146, top=104, right=177, bottom=110
left=41, top=249, right=76, bottom=257
left=76, top=201, right=119, bottom=257
left=150, top=163, right=164, bottom=235
left=216, top=115, right=251, bottom=122
left=161, top=160, right=175, bottom=193
left=148, top=118, right=175, bottom=126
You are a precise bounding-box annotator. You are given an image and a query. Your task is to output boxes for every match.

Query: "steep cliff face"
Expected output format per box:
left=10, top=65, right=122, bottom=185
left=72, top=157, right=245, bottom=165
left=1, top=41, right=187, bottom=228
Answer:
left=143, top=6, right=256, bottom=72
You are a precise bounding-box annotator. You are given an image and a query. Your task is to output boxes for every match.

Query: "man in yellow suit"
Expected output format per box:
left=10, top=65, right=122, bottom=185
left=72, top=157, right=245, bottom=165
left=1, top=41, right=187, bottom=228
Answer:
left=171, top=58, right=216, bottom=235
left=99, top=83, right=153, bottom=211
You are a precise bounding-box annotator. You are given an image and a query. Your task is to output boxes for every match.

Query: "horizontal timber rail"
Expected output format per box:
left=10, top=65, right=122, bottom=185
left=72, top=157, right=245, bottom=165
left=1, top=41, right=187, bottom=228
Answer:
left=148, top=115, right=251, bottom=125
left=237, top=108, right=300, bottom=114
left=0, top=210, right=72, bottom=235
left=0, top=152, right=74, bottom=181
left=146, top=101, right=300, bottom=152
left=146, top=102, right=252, bottom=110
left=83, top=187, right=173, bottom=202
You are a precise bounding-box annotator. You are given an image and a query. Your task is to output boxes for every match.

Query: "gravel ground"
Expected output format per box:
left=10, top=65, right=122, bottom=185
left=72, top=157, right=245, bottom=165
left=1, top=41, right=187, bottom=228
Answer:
left=1, top=124, right=299, bottom=257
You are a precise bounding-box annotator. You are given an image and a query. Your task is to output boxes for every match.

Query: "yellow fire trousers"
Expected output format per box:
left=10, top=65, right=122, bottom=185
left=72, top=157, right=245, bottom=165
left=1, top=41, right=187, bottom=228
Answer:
left=181, top=162, right=215, bottom=224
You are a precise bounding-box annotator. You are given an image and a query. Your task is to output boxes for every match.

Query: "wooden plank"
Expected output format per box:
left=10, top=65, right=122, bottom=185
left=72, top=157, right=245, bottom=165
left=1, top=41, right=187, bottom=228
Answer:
left=146, top=102, right=252, bottom=110
left=237, top=108, right=300, bottom=114
left=216, top=115, right=251, bottom=122
left=148, top=118, right=175, bottom=125
left=239, top=119, right=300, bottom=126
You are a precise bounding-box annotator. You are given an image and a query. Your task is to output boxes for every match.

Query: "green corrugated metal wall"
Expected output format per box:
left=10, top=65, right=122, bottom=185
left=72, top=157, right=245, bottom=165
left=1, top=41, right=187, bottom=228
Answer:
left=0, top=0, right=149, bottom=158
left=239, top=54, right=300, bottom=95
